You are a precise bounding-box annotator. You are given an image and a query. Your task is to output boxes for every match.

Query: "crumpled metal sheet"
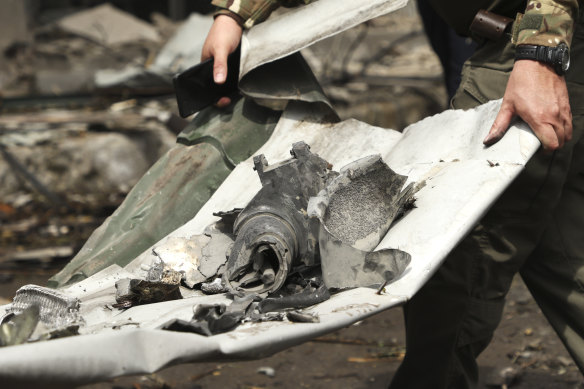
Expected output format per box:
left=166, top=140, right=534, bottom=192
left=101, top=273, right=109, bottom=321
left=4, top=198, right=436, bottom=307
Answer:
left=0, top=100, right=540, bottom=387
left=308, top=155, right=415, bottom=289
left=240, top=0, right=409, bottom=78
left=239, top=51, right=338, bottom=115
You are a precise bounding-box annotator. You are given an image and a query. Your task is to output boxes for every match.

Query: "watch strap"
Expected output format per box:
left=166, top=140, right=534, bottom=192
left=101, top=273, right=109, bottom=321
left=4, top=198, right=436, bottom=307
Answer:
left=515, top=45, right=549, bottom=62
left=515, top=44, right=569, bottom=75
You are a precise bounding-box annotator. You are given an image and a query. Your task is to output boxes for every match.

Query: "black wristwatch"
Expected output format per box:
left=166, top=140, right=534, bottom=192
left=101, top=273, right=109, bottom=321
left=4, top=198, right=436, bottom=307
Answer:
left=515, top=43, right=570, bottom=75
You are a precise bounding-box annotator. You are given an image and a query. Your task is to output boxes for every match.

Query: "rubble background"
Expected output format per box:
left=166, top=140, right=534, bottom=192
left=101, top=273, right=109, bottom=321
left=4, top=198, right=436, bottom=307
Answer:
left=0, top=1, right=582, bottom=388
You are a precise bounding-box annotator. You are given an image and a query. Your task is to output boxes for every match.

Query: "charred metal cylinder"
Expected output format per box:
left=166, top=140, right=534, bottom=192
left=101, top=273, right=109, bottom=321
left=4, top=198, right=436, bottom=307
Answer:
left=223, top=142, right=336, bottom=294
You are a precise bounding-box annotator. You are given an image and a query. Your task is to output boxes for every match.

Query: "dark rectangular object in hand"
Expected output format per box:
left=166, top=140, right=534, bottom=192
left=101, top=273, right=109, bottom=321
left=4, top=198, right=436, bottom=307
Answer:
left=173, top=46, right=241, bottom=117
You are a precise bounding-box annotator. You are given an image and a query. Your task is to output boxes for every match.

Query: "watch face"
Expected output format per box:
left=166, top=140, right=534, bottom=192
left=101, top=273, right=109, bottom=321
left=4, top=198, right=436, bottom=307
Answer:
left=562, top=49, right=570, bottom=73
left=557, top=43, right=570, bottom=74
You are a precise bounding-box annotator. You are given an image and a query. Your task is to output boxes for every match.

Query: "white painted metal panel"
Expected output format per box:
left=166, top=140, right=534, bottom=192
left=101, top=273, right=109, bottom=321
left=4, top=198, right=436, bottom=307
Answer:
left=0, top=100, right=540, bottom=385
left=240, top=0, right=409, bottom=77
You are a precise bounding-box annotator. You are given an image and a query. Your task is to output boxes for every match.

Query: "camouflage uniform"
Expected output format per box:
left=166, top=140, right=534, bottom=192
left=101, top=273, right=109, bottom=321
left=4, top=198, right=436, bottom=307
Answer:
left=390, top=3, right=584, bottom=387
left=212, top=0, right=314, bottom=29
left=212, top=0, right=578, bottom=45
left=212, top=1, right=584, bottom=388
left=514, top=0, right=578, bottom=46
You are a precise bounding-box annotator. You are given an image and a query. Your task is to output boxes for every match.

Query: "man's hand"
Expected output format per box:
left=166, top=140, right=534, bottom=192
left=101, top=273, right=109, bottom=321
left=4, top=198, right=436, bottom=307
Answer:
left=201, top=15, right=243, bottom=107
left=484, top=60, right=572, bottom=152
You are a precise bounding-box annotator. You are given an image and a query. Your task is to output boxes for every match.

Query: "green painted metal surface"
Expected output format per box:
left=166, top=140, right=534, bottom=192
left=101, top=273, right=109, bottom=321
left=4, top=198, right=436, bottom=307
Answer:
left=49, top=97, right=281, bottom=287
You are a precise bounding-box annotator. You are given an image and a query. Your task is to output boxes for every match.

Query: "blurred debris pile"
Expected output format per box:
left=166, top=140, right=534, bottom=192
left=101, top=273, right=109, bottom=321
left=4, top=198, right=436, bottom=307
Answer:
left=0, top=3, right=213, bottom=274
left=1, top=189, right=120, bottom=276
left=0, top=97, right=185, bottom=275
left=0, top=2, right=214, bottom=98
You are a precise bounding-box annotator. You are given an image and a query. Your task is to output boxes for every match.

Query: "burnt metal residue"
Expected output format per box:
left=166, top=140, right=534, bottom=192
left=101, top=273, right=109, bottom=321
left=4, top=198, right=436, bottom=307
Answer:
left=161, top=280, right=324, bottom=336
left=223, top=141, right=337, bottom=294
left=114, top=279, right=182, bottom=309
left=200, top=277, right=228, bottom=294
left=114, top=259, right=183, bottom=309
left=160, top=294, right=258, bottom=336
left=144, top=217, right=237, bottom=289
left=258, top=281, right=329, bottom=313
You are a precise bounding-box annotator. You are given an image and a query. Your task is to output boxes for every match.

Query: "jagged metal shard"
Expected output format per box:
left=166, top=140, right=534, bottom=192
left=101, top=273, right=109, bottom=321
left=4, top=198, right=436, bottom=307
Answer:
left=258, top=282, right=330, bottom=313
left=224, top=141, right=337, bottom=294
left=0, top=305, right=40, bottom=347
left=308, top=155, right=414, bottom=289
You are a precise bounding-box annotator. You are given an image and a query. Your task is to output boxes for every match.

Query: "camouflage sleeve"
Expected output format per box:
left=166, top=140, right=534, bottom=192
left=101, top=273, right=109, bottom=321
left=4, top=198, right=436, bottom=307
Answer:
left=212, top=0, right=314, bottom=29
left=512, top=0, right=579, bottom=47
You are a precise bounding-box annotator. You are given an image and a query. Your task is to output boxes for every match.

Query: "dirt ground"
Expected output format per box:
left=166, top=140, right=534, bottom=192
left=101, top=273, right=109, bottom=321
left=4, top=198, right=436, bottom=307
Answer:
left=1, top=271, right=583, bottom=389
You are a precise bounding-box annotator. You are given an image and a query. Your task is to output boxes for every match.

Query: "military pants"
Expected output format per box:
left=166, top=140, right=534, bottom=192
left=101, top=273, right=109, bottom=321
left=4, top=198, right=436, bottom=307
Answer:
left=389, top=19, right=584, bottom=389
